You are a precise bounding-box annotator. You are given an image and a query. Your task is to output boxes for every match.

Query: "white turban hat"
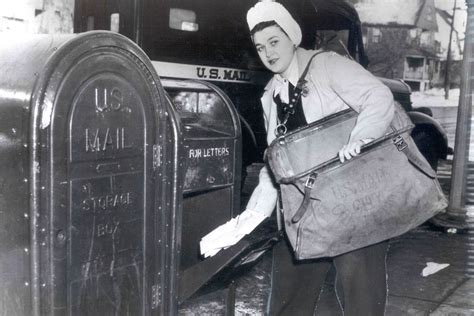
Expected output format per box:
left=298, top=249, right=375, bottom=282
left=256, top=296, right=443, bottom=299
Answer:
left=246, top=0, right=302, bottom=46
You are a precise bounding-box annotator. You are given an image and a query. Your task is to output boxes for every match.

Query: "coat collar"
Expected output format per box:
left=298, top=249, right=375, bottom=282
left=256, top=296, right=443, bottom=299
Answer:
left=263, top=47, right=320, bottom=93
left=260, top=48, right=323, bottom=144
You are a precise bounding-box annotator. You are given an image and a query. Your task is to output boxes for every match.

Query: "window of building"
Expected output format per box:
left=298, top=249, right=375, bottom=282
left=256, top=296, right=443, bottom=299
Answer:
left=371, top=28, right=381, bottom=43
left=409, top=28, right=418, bottom=38
left=435, top=40, right=441, bottom=53
left=362, top=27, right=368, bottom=46
left=426, top=7, right=433, bottom=22
left=419, top=30, right=434, bottom=47
left=406, top=56, right=424, bottom=69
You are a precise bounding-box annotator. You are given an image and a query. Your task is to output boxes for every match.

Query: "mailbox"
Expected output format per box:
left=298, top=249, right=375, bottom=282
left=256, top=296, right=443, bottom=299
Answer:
left=0, top=32, right=179, bottom=315
left=163, top=79, right=242, bottom=272
left=163, top=79, right=280, bottom=308
left=162, top=79, right=266, bottom=305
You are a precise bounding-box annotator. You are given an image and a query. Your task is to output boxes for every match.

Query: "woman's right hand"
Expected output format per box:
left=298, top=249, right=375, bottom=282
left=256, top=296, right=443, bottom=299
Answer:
left=338, top=138, right=373, bottom=163
left=338, top=140, right=363, bottom=163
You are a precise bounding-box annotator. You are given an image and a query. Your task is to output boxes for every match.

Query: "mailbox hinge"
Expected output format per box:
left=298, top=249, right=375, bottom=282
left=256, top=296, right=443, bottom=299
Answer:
left=153, top=144, right=162, bottom=170
left=151, top=284, right=161, bottom=309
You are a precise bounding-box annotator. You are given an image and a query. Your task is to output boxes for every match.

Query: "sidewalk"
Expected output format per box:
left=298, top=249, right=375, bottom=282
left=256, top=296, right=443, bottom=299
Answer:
left=179, top=223, right=471, bottom=315
left=384, top=224, right=469, bottom=316
left=230, top=224, right=471, bottom=315
left=430, top=278, right=474, bottom=315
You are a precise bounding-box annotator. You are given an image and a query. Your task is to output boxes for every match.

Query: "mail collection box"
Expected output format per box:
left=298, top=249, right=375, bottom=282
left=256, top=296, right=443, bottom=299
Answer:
left=162, top=79, right=242, bottom=273
left=0, top=32, right=179, bottom=315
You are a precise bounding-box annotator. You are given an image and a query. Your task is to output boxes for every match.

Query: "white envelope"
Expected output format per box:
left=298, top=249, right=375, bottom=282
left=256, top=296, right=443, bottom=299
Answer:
left=200, top=209, right=266, bottom=258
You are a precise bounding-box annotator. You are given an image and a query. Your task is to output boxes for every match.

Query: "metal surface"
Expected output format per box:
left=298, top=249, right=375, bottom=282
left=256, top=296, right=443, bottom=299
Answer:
left=0, top=31, right=179, bottom=315
left=409, top=111, right=450, bottom=170
left=448, top=0, right=473, bottom=218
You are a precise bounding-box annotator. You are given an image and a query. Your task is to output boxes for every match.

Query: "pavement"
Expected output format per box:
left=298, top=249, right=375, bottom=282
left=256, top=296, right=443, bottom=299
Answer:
left=430, top=279, right=474, bottom=315
left=178, top=160, right=474, bottom=315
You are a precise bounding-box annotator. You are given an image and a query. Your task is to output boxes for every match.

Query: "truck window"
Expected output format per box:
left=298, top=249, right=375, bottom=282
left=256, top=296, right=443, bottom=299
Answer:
left=169, top=8, right=199, bottom=32
left=141, top=1, right=263, bottom=70
left=315, top=29, right=351, bottom=57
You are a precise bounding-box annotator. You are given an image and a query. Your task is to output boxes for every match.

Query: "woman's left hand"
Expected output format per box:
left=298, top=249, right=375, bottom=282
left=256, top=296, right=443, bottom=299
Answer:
left=339, top=140, right=366, bottom=163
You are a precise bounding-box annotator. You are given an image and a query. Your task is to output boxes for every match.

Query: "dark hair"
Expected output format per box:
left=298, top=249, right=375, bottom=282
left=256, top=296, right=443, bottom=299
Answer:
left=250, top=20, right=287, bottom=37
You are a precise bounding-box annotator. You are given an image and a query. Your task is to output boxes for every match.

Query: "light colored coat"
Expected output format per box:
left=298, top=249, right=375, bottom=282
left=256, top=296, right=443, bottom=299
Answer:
left=262, top=48, right=394, bottom=145
left=246, top=48, right=395, bottom=215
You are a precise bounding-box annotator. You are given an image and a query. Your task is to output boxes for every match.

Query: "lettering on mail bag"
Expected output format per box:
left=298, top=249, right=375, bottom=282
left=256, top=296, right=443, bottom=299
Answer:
left=266, top=103, right=447, bottom=259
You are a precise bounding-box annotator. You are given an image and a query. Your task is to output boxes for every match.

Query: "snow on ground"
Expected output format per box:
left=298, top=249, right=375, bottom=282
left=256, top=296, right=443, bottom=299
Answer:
left=411, top=88, right=460, bottom=108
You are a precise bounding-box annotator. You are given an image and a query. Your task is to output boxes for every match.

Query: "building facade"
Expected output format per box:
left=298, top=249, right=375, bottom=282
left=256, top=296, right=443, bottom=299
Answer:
left=351, top=0, right=463, bottom=91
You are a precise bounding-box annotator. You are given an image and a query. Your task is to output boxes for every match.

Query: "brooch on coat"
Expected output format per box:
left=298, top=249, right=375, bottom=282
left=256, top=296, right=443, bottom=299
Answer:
left=297, top=79, right=309, bottom=97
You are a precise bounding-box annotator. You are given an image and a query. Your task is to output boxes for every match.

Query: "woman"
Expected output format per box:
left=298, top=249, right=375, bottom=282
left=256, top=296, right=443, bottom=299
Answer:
left=245, top=1, right=394, bottom=315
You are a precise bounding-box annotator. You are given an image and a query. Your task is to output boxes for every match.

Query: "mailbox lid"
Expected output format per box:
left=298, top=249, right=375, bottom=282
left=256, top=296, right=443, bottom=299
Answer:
left=0, top=31, right=179, bottom=315
left=162, top=78, right=244, bottom=291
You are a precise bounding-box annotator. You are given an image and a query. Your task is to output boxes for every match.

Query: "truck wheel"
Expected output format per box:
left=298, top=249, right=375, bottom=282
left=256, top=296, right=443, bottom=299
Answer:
left=411, top=126, right=440, bottom=171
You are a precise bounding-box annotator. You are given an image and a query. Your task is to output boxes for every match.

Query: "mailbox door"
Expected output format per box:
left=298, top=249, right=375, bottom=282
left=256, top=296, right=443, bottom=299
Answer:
left=30, top=33, right=176, bottom=315
left=162, top=79, right=242, bottom=278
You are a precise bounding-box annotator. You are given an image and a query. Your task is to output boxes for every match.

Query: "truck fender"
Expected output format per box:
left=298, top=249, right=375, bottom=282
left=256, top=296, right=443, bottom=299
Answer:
left=407, top=111, right=450, bottom=168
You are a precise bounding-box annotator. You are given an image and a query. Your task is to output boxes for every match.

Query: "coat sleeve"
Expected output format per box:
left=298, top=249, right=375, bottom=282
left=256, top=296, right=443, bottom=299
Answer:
left=245, top=165, right=277, bottom=218
left=323, top=53, right=395, bottom=142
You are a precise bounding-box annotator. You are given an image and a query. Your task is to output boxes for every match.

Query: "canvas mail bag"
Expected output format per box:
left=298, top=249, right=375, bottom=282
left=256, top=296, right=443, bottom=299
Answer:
left=266, top=55, right=447, bottom=259
left=267, top=104, right=447, bottom=259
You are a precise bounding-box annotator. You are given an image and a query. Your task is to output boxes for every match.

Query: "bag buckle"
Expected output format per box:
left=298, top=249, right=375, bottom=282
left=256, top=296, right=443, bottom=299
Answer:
left=305, top=173, right=317, bottom=188
left=393, top=135, right=408, bottom=151
left=275, top=123, right=287, bottom=137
